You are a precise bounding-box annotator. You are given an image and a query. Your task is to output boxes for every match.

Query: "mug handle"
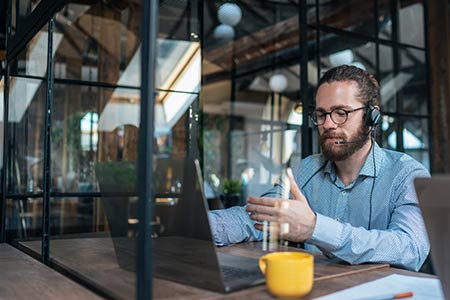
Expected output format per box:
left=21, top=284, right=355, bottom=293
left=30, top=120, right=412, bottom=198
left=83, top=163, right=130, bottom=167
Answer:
left=258, top=257, right=267, bottom=275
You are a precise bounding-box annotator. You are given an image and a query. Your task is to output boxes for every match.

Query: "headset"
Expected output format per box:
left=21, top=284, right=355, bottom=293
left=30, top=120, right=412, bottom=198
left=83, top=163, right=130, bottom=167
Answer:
left=365, top=104, right=381, bottom=128
left=364, top=104, right=380, bottom=230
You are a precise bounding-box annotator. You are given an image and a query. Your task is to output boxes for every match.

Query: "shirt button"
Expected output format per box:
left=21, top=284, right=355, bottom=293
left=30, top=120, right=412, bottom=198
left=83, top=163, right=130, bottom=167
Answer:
left=335, top=217, right=340, bottom=221
left=341, top=191, right=346, bottom=195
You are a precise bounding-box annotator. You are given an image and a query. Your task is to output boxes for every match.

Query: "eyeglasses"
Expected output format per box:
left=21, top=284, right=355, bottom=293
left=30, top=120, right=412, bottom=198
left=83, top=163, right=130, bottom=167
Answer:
left=310, top=106, right=366, bottom=126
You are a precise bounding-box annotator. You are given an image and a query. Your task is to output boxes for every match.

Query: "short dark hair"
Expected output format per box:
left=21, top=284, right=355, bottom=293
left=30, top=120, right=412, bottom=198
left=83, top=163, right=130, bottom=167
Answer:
left=317, top=65, right=380, bottom=107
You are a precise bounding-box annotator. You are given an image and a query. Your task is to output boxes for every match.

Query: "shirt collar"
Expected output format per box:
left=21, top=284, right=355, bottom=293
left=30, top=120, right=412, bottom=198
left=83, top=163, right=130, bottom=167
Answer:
left=323, top=141, right=384, bottom=178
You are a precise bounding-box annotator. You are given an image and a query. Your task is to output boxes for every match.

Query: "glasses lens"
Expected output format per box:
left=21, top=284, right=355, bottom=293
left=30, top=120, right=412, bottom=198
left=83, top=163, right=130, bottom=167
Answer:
left=331, top=109, right=347, bottom=124
left=311, top=111, right=322, bottom=125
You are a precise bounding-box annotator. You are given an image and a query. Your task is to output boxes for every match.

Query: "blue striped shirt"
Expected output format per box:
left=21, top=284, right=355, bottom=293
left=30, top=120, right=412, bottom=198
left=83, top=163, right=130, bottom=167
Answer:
left=208, top=143, right=430, bottom=271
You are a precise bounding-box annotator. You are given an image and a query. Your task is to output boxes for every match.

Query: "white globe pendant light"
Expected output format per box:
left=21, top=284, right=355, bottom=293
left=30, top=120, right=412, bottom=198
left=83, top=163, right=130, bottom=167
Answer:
left=217, top=3, right=242, bottom=27
left=269, top=74, right=288, bottom=93
left=213, top=24, right=235, bottom=41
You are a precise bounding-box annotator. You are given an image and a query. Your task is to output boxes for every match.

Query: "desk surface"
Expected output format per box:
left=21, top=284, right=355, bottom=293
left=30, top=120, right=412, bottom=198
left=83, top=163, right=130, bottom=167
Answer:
left=18, top=237, right=433, bottom=300
left=0, top=243, right=104, bottom=300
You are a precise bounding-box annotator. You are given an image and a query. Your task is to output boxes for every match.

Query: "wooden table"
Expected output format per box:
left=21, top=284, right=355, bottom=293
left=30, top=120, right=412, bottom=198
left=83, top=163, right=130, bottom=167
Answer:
left=0, top=243, right=104, bottom=300
left=17, top=236, right=435, bottom=300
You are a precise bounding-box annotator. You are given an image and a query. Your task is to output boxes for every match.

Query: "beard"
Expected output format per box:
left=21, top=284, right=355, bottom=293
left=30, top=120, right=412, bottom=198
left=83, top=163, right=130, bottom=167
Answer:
left=319, top=125, right=370, bottom=161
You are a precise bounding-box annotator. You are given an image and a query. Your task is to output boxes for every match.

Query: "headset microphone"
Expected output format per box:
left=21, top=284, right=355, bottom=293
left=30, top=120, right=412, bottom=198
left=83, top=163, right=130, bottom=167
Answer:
left=334, top=105, right=380, bottom=145
left=335, top=140, right=358, bottom=145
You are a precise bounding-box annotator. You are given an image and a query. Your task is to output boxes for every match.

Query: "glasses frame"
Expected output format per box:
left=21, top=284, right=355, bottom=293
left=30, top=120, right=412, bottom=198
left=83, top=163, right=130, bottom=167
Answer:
left=310, top=106, right=366, bottom=126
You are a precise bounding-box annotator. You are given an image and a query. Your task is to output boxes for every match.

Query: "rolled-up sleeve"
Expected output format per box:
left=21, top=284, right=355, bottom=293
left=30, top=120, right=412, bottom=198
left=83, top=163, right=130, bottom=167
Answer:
left=208, top=206, right=263, bottom=246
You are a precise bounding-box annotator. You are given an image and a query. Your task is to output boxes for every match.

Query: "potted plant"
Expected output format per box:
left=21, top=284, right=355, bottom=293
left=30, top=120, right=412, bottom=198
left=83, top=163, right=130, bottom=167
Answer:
left=220, top=179, right=242, bottom=208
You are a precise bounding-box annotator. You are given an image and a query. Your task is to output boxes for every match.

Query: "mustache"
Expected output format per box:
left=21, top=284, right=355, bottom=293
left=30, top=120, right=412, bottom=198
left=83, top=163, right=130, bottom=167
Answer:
left=320, top=131, right=346, bottom=139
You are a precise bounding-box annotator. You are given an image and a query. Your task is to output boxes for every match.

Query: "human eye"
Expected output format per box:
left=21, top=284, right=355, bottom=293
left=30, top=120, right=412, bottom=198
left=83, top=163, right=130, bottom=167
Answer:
left=315, top=111, right=325, bottom=119
left=333, top=109, right=347, bottom=118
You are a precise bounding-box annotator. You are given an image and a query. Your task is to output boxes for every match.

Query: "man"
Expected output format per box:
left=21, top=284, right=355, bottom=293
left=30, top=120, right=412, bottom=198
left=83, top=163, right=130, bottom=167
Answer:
left=208, top=65, right=430, bottom=271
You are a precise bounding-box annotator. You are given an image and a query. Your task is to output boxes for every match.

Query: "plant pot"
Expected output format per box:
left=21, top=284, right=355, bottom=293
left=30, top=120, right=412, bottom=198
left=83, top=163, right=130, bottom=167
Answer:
left=220, top=193, right=242, bottom=208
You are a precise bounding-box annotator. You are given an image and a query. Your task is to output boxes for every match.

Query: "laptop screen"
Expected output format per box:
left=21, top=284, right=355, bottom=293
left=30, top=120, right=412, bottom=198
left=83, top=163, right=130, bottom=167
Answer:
left=414, top=177, right=450, bottom=298
left=97, top=158, right=233, bottom=292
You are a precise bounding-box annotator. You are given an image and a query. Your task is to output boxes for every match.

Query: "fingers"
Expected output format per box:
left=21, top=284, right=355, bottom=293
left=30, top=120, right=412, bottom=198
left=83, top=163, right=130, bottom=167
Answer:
left=250, top=213, right=279, bottom=223
left=247, top=196, right=278, bottom=206
left=246, top=203, right=277, bottom=216
left=247, top=198, right=290, bottom=223
left=254, top=223, right=264, bottom=231
left=287, top=168, right=303, bottom=201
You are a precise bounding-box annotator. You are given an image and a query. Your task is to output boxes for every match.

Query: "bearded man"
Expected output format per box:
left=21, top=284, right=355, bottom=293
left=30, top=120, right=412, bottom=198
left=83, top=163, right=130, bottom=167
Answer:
left=208, top=65, right=430, bottom=271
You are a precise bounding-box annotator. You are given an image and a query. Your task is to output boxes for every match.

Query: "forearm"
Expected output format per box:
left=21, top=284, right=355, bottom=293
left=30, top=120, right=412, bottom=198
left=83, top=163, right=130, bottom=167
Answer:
left=208, top=206, right=263, bottom=246
left=308, top=213, right=430, bottom=271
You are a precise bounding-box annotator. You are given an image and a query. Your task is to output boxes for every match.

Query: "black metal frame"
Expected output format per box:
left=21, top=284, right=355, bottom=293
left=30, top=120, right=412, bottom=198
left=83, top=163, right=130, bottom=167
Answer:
left=0, top=0, right=11, bottom=243
left=137, top=1, right=158, bottom=299
left=422, top=1, right=433, bottom=173
left=41, top=16, right=54, bottom=264
left=300, top=0, right=311, bottom=158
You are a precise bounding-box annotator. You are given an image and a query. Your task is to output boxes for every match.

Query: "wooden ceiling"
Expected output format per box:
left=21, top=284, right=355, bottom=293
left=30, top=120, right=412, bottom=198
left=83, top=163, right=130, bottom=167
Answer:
left=204, top=0, right=422, bottom=72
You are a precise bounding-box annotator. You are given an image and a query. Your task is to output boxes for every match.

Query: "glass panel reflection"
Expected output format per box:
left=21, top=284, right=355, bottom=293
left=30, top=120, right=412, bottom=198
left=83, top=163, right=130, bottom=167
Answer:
left=380, top=116, right=429, bottom=171
left=378, top=1, right=425, bottom=48
left=204, top=1, right=298, bottom=74
left=230, top=124, right=301, bottom=202
left=157, top=40, right=201, bottom=93
left=7, top=76, right=46, bottom=194
left=11, top=25, right=49, bottom=77
left=380, top=115, right=397, bottom=150
left=399, top=47, right=427, bottom=114
left=378, top=46, right=427, bottom=114
left=403, top=118, right=429, bottom=170
left=51, top=84, right=141, bottom=193
left=379, top=45, right=396, bottom=112
left=53, top=1, right=142, bottom=86
left=11, top=0, right=43, bottom=35
left=6, top=197, right=43, bottom=246
left=53, top=1, right=200, bottom=92
left=319, top=0, right=375, bottom=37
left=320, top=34, right=376, bottom=75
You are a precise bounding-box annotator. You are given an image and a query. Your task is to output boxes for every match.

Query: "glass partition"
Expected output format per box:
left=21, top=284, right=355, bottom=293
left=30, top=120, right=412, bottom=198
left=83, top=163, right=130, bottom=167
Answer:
left=378, top=0, right=425, bottom=48
left=5, top=76, right=46, bottom=243
left=200, top=0, right=430, bottom=225
left=318, top=0, right=376, bottom=37
left=202, top=1, right=304, bottom=206
left=5, top=0, right=201, bottom=298
left=2, top=0, right=431, bottom=299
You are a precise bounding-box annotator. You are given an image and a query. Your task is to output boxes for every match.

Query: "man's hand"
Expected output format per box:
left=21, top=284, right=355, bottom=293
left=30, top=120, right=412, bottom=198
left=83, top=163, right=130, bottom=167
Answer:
left=245, top=169, right=317, bottom=242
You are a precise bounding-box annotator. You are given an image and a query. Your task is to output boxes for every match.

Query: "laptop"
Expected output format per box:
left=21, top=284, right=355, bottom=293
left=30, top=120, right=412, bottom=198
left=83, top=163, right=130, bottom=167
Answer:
left=414, top=177, right=450, bottom=298
left=96, top=158, right=264, bottom=293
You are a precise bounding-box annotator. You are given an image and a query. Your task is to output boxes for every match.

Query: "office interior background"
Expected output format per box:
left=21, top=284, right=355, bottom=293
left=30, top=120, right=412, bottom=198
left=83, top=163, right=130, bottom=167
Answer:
left=0, top=0, right=449, bottom=299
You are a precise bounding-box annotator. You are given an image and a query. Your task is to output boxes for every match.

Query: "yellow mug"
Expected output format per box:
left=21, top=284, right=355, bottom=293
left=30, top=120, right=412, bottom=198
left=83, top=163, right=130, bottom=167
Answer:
left=259, top=252, right=314, bottom=298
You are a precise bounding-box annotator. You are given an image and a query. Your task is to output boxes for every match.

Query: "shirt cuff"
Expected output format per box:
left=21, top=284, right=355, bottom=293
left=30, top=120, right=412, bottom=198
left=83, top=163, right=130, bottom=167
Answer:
left=307, top=213, right=344, bottom=252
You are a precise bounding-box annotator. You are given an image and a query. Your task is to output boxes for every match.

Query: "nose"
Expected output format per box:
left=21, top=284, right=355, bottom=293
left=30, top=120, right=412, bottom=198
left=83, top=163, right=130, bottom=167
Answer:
left=322, top=113, right=337, bottom=129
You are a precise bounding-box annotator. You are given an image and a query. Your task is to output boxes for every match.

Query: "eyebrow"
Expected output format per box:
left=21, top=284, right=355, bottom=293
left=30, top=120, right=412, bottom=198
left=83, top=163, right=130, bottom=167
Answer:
left=315, top=105, right=353, bottom=111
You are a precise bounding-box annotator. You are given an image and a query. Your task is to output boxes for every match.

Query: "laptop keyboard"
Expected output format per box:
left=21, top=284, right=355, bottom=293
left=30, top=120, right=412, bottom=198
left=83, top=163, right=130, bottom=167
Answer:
left=221, top=265, right=262, bottom=282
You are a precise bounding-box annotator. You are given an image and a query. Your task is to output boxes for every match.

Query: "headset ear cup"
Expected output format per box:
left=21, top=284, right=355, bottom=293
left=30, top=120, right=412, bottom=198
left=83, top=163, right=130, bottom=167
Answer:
left=365, top=105, right=381, bottom=127
left=371, top=108, right=381, bottom=127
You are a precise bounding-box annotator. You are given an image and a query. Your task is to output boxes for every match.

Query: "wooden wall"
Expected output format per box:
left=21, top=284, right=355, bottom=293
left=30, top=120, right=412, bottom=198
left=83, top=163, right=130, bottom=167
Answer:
left=427, top=0, right=450, bottom=173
